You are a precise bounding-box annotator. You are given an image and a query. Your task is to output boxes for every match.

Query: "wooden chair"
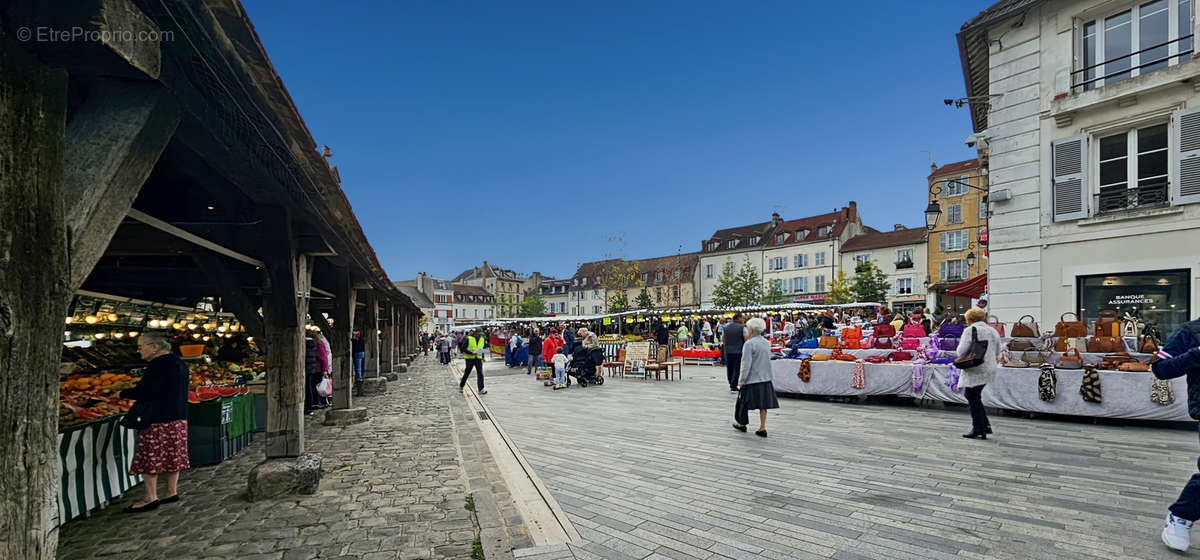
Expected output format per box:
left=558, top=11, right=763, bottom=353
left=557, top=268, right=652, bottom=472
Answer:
left=644, top=346, right=669, bottom=380
left=603, top=348, right=626, bottom=378
left=660, top=348, right=683, bottom=380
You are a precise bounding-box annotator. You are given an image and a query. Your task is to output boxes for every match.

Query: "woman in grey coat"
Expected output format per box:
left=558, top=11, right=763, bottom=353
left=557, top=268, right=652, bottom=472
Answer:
left=956, top=307, right=1003, bottom=439
left=732, top=317, right=779, bottom=437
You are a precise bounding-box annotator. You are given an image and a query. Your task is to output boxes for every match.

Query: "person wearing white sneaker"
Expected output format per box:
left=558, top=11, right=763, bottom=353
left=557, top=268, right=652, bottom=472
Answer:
left=1151, top=316, right=1200, bottom=552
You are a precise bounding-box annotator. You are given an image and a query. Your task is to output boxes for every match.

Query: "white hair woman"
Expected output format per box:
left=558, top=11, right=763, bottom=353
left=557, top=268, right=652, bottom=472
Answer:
left=732, top=317, right=779, bottom=437
left=120, top=332, right=190, bottom=512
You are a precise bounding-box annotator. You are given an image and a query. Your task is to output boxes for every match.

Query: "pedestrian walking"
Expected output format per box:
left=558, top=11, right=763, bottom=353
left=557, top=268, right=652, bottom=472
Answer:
left=420, top=332, right=429, bottom=356
left=731, top=317, right=778, bottom=437
left=459, top=328, right=487, bottom=394
left=722, top=313, right=746, bottom=393
left=352, top=331, right=365, bottom=381
left=526, top=328, right=543, bottom=375
left=677, top=322, right=690, bottom=348
left=956, top=307, right=1001, bottom=439
left=435, top=332, right=452, bottom=364
left=1153, top=315, right=1200, bottom=552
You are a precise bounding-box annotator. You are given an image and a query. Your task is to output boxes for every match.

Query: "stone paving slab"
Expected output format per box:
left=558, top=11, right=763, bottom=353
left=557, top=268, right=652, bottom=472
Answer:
left=57, top=357, right=527, bottom=560
left=476, top=360, right=1200, bottom=559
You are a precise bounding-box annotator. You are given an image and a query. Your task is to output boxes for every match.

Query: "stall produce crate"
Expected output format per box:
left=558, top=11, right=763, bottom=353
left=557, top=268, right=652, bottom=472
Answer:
left=187, top=393, right=256, bottom=465
left=187, top=424, right=253, bottom=466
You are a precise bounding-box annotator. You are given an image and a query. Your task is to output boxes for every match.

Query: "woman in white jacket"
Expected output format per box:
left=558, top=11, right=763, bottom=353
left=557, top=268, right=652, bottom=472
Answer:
left=956, top=307, right=1003, bottom=439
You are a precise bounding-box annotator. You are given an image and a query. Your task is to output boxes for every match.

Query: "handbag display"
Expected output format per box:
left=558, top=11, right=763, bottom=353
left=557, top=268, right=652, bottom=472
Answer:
left=901, top=338, right=921, bottom=350
left=1087, top=336, right=1123, bottom=354
left=810, top=353, right=830, bottom=361
left=799, top=338, right=818, bottom=349
left=953, top=327, right=989, bottom=369
left=831, top=348, right=857, bottom=362
left=986, top=316, right=1006, bottom=337
left=819, top=335, right=839, bottom=349
left=1003, top=350, right=1028, bottom=368
left=1117, top=361, right=1150, bottom=372
left=1037, top=364, right=1057, bottom=401
left=1121, top=314, right=1143, bottom=338
left=902, top=319, right=925, bottom=340
left=1056, top=348, right=1083, bottom=369
left=1080, top=366, right=1103, bottom=403
left=865, top=355, right=889, bottom=364
left=1009, top=339, right=1036, bottom=351
left=1055, top=312, right=1087, bottom=338
left=1099, top=352, right=1133, bottom=370
left=938, top=337, right=960, bottom=351
left=1023, top=351, right=1047, bottom=367
left=937, top=322, right=964, bottom=339
left=1054, top=336, right=1086, bottom=353
left=929, top=354, right=956, bottom=364
left=873, top=323, right=897, bottom=338
left=1139, top=334, right=1159, bottom=354
left=1094, top=309, right=1120, bottom=338
left=873, top=335, right=895, bottom=350
left=841, top=326, right=863, bottom=341
left=841, top=338, right=862, bottom=349
left=1011, top=315, right=1039, bottom=338
left=889, top=350, right=913, bottom=361
left=1151, top=378, right=1175, bottom=406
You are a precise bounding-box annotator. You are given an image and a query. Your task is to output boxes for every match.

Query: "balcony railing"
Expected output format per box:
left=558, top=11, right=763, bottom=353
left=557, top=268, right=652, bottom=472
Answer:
left=895, top=260, right=914, bottom=269
left=1096, top=179, right=1169, bottom=214
left=1071, top=35, right=1194, bottom=91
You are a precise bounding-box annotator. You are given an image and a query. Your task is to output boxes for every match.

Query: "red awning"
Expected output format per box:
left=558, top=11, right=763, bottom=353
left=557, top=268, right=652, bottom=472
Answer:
left=946, top=274, right=987, bottom=298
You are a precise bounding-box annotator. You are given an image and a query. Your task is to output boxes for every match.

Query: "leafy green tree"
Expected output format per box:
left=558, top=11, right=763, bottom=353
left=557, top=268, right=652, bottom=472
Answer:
left=733, top=257, right=763, bottom=305
left=519, top=292, right=547, bottom=317
left=851, top=261, right=891, bottom=304
left=762, top=279, right=788, bottom=305
left=826, top=271, right=854, bottom=304
left=711, top=262, right=740, bottom=308
left=608, top=290, right=631, bottom=313
left=635, top=288, right=654, bottom=310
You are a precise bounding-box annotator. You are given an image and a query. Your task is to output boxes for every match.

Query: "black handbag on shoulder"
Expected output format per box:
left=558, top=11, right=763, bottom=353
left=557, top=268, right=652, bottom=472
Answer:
left=953, top=326, right=989, bottom=370
left=119, top=401, right=153, bottom=430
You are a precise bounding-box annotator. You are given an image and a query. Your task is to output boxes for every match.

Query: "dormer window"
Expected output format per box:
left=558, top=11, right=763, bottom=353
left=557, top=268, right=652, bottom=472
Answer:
left=582, top=277, right=588, bottom=286
left=818, top=226, right=832, bottom=237
left=775, top=233, right=787, bottom=244
left=727, top=239, right=738, bottom=249
left=750, top=235, right=761, bottom=246
left=707, top=241, right=718, bottom=251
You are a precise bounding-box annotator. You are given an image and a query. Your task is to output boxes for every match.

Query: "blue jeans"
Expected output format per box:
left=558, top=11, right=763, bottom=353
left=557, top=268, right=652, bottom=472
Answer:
left=555, top=365, right=566, bottom=386
left=528, top=355, right=542, bottom=374
left=353, top=352, right=365, bottom=380
left=1170, top=425, right=1200, bottom=521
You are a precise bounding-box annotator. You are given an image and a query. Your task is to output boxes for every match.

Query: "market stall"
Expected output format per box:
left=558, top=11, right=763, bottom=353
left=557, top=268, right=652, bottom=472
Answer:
left=57, top=416, right=140, bottom=525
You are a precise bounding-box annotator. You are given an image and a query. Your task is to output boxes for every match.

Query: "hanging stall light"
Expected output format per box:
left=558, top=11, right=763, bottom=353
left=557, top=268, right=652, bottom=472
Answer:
left=173, top=322, right=185, bottom=330
left=217, top=326, right=227, bottom=333
left=128, top=331, right=139, bottom=338
left=191, top=333, right=202, bottom=340
left=107, top=313, right=119, bottom=322
left=65, top=317, right=73, bottom=325
left=84, top=315, right=99, bottom=324
left=113, top=332, right=124, bottom=339
left=94, top=333, right=106, bottom=339
left=202, top=335, right=211, bottom=342
left=186, top=323, right=198, bottom=330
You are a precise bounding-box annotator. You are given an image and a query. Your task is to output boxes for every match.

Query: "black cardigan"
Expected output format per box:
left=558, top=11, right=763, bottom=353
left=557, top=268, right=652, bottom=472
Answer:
left=120, top=353, right=189, bottom=424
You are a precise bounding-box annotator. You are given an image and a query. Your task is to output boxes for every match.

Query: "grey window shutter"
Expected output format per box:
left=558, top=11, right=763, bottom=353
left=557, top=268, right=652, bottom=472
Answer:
left=1052, top=135, right=1089, bottom=221
left=1174, top=107, right=1200, bottom=205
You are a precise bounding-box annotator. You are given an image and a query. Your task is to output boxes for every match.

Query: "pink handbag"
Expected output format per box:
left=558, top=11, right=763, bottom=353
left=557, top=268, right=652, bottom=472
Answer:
left=901, top=338, right=921, bottom=350
left=902, top=318, right=925, bottom=339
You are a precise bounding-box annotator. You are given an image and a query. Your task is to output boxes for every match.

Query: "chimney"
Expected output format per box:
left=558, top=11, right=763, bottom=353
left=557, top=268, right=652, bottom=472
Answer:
left=771, top=212, right=782, bottom=227
left=894, top=224, right=906, bottom=231
left=930, top=162, right=938, bottom=174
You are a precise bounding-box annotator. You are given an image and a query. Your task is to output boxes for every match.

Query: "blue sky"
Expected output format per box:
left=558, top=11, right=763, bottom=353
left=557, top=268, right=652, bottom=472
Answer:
left=244, top=0, right=993, bottom=281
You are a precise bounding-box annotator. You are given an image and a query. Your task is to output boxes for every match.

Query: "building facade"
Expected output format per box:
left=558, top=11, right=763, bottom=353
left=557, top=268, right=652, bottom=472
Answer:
left=568, top=260, right=613, bottom=315
left=697, top=213, right=783, bottom=307
left=633, top=253, right=701, bottom=309
left=540, top=278, right=571, bottom=315
left=839, top=225, right=929, bottom=313
left=398, top=272, right=455, bottom=333
left=761, top=203, right=864, bottom=305
left=452, top=284, right=495, bottom=324
left=396, top=285, right=436, bottom=334
left=452, top=261, right=525, bottom=318
left=959, top=0, right=1200, bottom=333
left=925, top=159, right=989, bottom=314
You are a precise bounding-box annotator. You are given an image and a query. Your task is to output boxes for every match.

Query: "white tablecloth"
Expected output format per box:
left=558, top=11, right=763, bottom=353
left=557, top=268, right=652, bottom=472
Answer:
left=770, top=359, right=1190, bottom=421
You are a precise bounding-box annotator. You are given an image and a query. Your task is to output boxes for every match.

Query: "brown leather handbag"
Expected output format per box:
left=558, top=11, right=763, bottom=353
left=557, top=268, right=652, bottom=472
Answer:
left=1139, top=334, right=1159, bottom=354
left=1009, top=339, right=1036, bottom=351
left=1011, top=315, right=1039, bottom=338
left=1055, top=312, right=1088, bottom=338
left=818, top=335, right=839, bottom=349
left=1118, top=361, right=1150, bottom=372
left=1099, top=352, right=1133, bottom=370
left=1094, top=309, right=1120, bottom=338
left=1056, top=348, right=1083, bottom=369
left=1088, top=336, right=1123, bottom=354
left=1054, top=336, right=1085, bottom=352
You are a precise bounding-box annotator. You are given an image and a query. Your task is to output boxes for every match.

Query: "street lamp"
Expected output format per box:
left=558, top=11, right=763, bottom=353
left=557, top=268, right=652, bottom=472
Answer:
left=924, top=200, right=942, bottom=231
left=965, top=251, right=977, bottom=269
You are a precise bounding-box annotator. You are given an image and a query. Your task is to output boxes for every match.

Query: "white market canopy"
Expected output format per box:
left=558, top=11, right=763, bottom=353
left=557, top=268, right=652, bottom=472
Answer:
left=491, top=302, right=885, bottom=325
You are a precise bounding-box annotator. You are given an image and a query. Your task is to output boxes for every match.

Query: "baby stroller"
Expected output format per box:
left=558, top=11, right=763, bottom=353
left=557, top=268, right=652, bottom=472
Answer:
left=566, top=346, right=606, bottom=387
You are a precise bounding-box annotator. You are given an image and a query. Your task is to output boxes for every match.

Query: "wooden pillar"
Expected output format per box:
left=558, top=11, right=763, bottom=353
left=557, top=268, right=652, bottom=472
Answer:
left=261, top=209, right=311, bottom=458
left=398, top=308, right=407, bottom=357
left=0, top=38, right=70, bottom=560
left=380, top=301, right=394, bottom=374
left=362, top=292, right=379, bottom=378
left=330, top=268, right=356, bottom=409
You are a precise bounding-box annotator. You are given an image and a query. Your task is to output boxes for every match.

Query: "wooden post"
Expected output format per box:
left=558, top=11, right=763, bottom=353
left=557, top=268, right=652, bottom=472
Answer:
left=398, top=307, right=407, bottom=358
left=0, top=38, right=70, bottom=560
left=362, top=291, right=379, bottom=378
left=330, top=268, right=355, bottom=410
left=380, top=301, right=394, bottom=374
left=261, top=209, right=310, bottom=458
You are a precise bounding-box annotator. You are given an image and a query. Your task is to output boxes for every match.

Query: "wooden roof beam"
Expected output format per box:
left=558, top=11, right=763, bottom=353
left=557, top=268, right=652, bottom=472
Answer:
left=127, top=208, right=265, bottom=268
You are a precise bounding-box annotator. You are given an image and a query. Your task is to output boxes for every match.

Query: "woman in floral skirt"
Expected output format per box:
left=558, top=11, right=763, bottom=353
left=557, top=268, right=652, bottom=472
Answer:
left=120, top=332, right=190, bottom=513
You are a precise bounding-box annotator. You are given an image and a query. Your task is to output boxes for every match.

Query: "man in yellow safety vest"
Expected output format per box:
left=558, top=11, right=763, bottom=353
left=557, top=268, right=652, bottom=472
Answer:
left=459, top=329, right=487, bottom=394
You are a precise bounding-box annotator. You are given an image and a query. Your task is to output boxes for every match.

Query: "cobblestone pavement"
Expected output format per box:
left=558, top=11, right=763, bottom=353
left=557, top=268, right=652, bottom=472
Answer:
left=57, top=356, right=528, bottom=560
left=478, top=362, right=1200, bottom=560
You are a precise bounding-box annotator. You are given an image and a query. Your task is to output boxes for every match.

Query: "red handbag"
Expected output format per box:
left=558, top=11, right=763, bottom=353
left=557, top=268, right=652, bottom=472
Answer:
left=987, top=315, right=1006, bottom=337
left=902, top=318, right=925, bottom=339
left=889, top=351, right=913, bottom=361
left=865, top=355, right=889, bottom=364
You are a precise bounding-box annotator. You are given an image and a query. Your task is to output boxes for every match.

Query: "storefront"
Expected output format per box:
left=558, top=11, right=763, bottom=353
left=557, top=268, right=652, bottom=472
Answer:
left=1077, top=269, right=1191, bottom=334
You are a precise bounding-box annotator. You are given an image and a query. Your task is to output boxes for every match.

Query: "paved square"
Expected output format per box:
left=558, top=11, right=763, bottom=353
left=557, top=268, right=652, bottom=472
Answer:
left=476, top=360, right=1200, bottom=560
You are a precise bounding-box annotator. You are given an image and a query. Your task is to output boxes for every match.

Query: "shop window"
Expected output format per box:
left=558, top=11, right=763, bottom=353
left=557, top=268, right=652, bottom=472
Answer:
left=1077, top=268, right=1190, bottom=333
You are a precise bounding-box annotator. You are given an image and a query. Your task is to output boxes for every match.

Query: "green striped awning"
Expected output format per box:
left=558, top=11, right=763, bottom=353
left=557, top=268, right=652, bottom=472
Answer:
left=57, top=416, right=141, bottom=525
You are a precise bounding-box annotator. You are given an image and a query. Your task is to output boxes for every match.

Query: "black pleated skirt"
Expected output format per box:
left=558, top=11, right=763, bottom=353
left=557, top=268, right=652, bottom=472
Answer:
left=739, top=381, right=779, bottom=410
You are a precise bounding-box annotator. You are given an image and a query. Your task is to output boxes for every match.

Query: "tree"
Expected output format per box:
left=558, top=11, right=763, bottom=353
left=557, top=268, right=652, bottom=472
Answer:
left=713, top=257, right=763, bottom=307
left=762, top=280, right=787, bottom=305
left=826, top=271, right=854, bottom=304
left=635, top=288, right=654, bottom=310
left=519, top=292, right=547, bottom=317
left=851, top=261, right=891, bottom=304
left=599, top=259, right=641, bottom=314
left=608, top=290, right=631, bottom=313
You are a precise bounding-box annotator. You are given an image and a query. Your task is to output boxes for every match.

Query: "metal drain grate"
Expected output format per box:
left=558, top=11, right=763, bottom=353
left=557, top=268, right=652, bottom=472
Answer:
left=476, top=410, right=489, bottom=420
